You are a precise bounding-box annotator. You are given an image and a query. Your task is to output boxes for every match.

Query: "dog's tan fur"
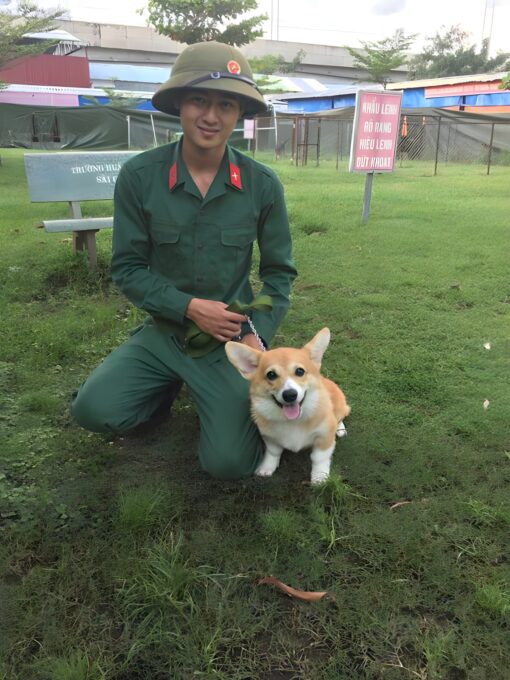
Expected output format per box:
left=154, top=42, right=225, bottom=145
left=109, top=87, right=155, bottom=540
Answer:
left=225, top=328, right=350, bottom=483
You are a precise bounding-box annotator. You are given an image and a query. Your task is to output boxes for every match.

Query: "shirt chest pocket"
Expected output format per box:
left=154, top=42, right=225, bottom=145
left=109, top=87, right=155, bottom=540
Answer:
left=215, top=223, right=257, bottom=289
left=150, top=221, right=187, bottom=280
left=148, top=219, right=256, bottom=292
left=152, top=226, right=180, bottom=246
left=220, top=224, right=256, bottom=248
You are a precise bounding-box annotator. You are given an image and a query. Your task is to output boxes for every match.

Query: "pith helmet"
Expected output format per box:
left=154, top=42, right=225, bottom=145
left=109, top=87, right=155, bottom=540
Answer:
left=152, top=41, right=267, bottom=118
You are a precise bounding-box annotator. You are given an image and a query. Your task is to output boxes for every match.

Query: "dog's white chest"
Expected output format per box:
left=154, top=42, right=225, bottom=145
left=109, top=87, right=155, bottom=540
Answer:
left=261, top=421, right=320, bottom=453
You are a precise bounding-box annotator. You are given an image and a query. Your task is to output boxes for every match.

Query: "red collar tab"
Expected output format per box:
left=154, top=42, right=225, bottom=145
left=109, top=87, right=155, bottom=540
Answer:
left=229, top=162, right=242, bottom=190
left=169, top=162, right=177, bottom=190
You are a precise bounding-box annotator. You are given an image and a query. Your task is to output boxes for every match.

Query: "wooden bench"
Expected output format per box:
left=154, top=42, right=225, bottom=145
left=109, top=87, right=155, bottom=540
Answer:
left=24, top=151, right=138, bottom=267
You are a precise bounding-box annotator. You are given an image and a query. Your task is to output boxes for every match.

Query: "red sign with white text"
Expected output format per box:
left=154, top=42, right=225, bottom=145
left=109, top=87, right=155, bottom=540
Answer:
left=349, top=90, right=403, bottom=173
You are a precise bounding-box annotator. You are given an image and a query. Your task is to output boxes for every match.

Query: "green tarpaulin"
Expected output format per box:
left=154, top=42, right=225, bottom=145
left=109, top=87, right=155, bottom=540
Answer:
left=0, top=103, right=182, bottom=150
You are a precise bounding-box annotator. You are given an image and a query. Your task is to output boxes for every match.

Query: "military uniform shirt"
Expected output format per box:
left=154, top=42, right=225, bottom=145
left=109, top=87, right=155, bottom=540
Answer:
left=111, top=140, right=297, bottom=346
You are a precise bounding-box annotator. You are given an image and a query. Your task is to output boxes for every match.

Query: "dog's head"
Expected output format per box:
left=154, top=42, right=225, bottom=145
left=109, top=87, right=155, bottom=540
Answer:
left=225, top=328, right=331, bottom=421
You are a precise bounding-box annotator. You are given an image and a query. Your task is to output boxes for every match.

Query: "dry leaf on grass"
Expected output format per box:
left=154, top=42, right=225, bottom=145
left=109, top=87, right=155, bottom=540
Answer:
left=257, top=576, right=327, bottom=601
left=483, top=342, right=491, bottom=350
left=483, top=399, right=490, bottom=410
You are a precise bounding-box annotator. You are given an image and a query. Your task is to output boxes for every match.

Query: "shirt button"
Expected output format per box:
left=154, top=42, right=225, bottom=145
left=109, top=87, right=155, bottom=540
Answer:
left=197, top=243, right=204, bottom=250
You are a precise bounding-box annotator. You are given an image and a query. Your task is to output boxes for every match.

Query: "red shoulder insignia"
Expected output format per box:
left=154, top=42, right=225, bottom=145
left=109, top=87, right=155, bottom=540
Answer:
left=169, top=162, right=177, bottom=190
left=229, top=162, right=242, bottom=190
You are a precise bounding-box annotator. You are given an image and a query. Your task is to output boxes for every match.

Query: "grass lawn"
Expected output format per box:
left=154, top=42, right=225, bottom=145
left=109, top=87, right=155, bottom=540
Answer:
left=0, top=147, right=509, bottom=679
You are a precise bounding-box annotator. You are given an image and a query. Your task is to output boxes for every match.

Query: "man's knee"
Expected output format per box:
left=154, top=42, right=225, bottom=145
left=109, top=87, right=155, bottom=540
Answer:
left=199, top=438, right=263, bottom=481
left=71, top=384, right=135, bottom=433
left=71, top=387, right=111, bottom=432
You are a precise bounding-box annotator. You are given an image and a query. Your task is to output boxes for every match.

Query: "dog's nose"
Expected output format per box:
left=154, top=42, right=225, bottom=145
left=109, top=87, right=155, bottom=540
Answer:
left=282, top=389, right=298, bottom=403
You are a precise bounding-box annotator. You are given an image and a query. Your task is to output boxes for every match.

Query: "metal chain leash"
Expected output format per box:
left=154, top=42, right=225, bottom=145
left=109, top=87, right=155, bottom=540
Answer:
left=246, top=316, right=266, bottom=352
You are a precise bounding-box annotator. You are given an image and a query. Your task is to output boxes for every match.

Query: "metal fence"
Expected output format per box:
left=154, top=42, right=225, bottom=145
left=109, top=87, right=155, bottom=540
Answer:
left=252, top=112, right=510, bottom=174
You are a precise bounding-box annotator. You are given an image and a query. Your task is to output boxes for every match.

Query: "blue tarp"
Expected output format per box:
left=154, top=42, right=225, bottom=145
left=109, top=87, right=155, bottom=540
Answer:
left=285, top=86, right=510, bottom=114
left=78, top=95, right=158, bottom=111
left=400, top=88, right=460, bottom=108
left=333, top=94, right=357, bottom=109
left=464, top=92, right=510, bottom=106
left=286, top=98, right=333, bottom=113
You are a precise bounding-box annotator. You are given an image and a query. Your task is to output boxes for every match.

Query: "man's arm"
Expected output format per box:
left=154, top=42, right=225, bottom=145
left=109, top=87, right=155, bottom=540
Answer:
left=111, top=162, right=194, bottom=324
left=250, top=170, right=297, bottom=344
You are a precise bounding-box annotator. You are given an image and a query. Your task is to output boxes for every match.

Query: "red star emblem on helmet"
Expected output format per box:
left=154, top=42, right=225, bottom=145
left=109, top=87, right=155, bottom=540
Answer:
left=227, top=60, right=241, bottom=75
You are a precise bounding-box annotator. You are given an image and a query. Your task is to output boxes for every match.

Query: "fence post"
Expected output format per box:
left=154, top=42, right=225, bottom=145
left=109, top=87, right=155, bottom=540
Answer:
left=434, top=116, right=442, bottom=176
left=150, top=114, right=157, bottom=147
left=336, top=120, right=340, bottom=170
left=317, top=119, right=321, bottom=166
left=291, top=118, right=296, bottom=164
left=304, top=118, right=309, bottom=166
left=487, top=122, right=495, bottom=175
left=273, top=107, right=279, bottom=161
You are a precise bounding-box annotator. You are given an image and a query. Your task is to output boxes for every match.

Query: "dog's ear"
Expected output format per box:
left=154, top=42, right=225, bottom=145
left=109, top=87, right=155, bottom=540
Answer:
left=225, top=341, right=261, bottom=379
left=304, top=327, right=330, bottom=367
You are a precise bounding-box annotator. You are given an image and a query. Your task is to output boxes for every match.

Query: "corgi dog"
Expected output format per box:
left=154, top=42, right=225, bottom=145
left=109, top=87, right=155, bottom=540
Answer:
left=225, top=328, right=350, bottom=484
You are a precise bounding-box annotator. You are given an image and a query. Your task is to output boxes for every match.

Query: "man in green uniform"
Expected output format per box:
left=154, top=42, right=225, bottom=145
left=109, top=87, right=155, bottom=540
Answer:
left=71, top=41, right=297, bottom=480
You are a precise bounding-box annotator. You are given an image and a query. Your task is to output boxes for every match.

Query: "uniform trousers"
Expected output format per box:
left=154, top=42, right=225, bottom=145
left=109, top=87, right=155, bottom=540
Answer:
left=71, top=324, right=263, bottom=480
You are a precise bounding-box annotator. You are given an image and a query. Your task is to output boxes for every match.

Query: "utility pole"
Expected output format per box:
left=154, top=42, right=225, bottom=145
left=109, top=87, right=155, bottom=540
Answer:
left=481, top=0, right=496, bottom=54
left=270, top=0, right=280, bottom=40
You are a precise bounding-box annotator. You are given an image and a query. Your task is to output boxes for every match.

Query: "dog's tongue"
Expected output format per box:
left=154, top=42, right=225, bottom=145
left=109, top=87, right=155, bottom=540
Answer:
left=283, top=402, right=300, bottom=420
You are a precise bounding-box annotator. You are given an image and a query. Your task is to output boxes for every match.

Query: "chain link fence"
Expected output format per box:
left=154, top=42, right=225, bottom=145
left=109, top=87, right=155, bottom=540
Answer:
left=252, top=111, right=510, bottom=174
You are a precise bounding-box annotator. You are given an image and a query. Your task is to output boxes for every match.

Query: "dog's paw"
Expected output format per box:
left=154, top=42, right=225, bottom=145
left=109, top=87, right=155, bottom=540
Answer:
left=255, top=467, right=274, bottom=477
left=311, top=472, right=329, bottom=485
left=255, top=465, right=276, bottom=477
left=336, top=421, right=347, bottom=438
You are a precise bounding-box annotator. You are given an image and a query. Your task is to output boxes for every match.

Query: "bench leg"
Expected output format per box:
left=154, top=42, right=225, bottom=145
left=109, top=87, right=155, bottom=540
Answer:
left=73, top=230, right=98, bottom=268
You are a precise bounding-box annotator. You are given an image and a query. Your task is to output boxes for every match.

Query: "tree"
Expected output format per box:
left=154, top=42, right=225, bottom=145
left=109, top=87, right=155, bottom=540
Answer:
left=82, top=89, right=145, bottom=109
left=0, top=1, right=62, bottom=71
left=143, top=0, right=267, bottom=46
left=407, top=26, right=510, bottom=80
left=500, top=73, right=510, bottom=90
left=249, top=49, right=306, bottom=76
left=248, top=49, right=305, bottom=94
left=345, top=28, right=416, bottom=86
left=82, top=81, right=145, bottom=109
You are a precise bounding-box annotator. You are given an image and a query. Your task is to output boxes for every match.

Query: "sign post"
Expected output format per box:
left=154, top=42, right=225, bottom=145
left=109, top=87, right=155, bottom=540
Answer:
left=349, top=90, right=403, bottom=223
left=244, top=118, right=256, bottom=156
left=361, top=171, right=374, bottom=223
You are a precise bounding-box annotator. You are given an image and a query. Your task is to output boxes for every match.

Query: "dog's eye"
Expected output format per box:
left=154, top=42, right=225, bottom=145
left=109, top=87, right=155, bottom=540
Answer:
left=266, top=370, right=278, bottom=381
left=295, top=367, right=305, bottom=377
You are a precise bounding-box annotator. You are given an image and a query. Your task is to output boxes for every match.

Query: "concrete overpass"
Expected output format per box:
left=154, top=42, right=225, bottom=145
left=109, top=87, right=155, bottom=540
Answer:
left=57, top=19, right=408, bottom=85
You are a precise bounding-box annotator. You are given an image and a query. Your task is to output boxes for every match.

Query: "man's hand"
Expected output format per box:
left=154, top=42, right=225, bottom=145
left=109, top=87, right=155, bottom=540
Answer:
left=186, top=298, right=246, bottom=342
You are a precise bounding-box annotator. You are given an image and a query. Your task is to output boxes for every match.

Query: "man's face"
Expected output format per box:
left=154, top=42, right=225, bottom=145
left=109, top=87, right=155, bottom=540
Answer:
left=179, top=89, right=242, bottom=152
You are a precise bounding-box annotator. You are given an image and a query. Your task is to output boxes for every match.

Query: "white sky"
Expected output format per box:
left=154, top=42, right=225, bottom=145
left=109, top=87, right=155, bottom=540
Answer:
left=15, top=0, right=510, bottom=55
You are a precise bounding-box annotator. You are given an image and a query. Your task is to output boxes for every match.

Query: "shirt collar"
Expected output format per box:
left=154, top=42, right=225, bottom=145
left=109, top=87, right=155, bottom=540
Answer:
left=168, top=142, right=244, bottom=194
left=168, top=138, right=185, bottom=193
left=226, top=146, right=243, bottom=191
